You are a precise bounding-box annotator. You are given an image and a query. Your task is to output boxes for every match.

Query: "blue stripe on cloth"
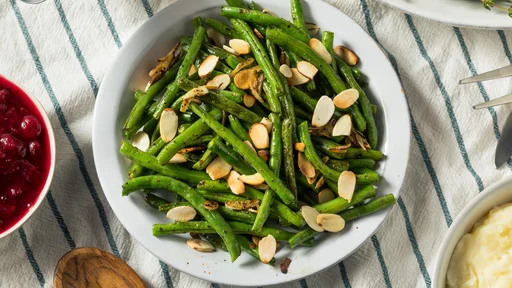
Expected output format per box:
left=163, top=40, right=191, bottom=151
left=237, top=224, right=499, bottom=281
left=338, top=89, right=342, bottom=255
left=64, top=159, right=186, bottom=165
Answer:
left=405, top=14, right=485, bottom=192
left=397, top=198, right=432, bottom=287
left=46, top=192, right=76, bottom=249
left=299, top=279, right=308, bottom=288
left=54, top=0, right=99, bottom=97
left=211, top=284, right=220, bottom=288
left=140, top=0, right=154, bottom=18
left=453, top=27, right=512, bottom=170
left=18, top=228, right=45, bottom=287
left=498, top=30, right=512, bottom=62
left=371, top=235, right=392, bottom=287
left=338, top=262, right=351, bottom=288
left=159, top=260, right=174, bottom=288
left=97, top=0, right=122, bottom=47
left=10, top=0, right=120, bottom=257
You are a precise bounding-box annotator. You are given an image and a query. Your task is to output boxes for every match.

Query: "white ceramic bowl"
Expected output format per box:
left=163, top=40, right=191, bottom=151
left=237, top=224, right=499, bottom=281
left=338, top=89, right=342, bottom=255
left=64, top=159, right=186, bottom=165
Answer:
left=0, top=75, right=56, bottom=239
left=433, top=175, right=512, bottom=287
left=92, top=0, right=410, bottom=285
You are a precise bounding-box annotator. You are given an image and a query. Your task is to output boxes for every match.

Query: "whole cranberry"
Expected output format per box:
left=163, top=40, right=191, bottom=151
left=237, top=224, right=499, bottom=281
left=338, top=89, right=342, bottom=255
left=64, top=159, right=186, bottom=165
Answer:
left=0, top=104, right=7, bottom=118
left=20, top=160, right=42, bottom=184
left=5, top=107, right=20, bottom=134
left=19, top=115, right=41, bottom=140
left=0, top=133, right=26, bottom=160
left=28, top=141, right=41, bottom=159
left=0, top=89, right=9, bottom=104
left=0, top=204, right=16, bottom=216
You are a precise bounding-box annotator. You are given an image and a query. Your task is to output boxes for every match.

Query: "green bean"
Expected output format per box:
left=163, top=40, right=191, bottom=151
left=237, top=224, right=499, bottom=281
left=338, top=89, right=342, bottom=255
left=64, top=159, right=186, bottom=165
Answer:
left=268, top=113, right=282, bottom=175
left=178, top=111, right=197, bottom=123
left=145, top=193, right=169, bottom=209
left=339, top=194, right=396, bottom=221
left=120, top=141, right=209, bottom=184
left=158, top=202, right=191, bottom=212
left=351, top=67, right=361, bottom=80
left=301, top=190, right=318, bottom=206
left=226, top=56, right=241, bottom=69
left=218, top=90, right=244, bottom=104
left=124, top=175, right=240, bottom=261
left=282, top=118, right=298, bottom=198
left=197, top=180, right=230, bottom=192
left=372, top=104, right=377, bottom=115
left=190, top=103, right=297, bottom=206
left=252, top=189, right=273, bottom=232
left=325, top=159, right=349, bottom=172
left=321, top=31, right=337, bottom=71
left=288, top=228, right=317, bottom=249
left=343, top=147, right=383, bottom=160
left=290, top=0, right=307, bottom=32
left=205, top=18, right=242, bottom=39
left=352, top=168, right=380, bottom=184
left=296, top=171, right=320, bottom=193
left=208, top=138, right=255, bottom=175
left=181, top=36, right=239, bottom=62
left=134, top=90, right=143, bottom=101
left=328, top=159, right=376, bottom=170
left=192, top=137, right=217, bottom=170
left=185, top=135, right=214, bottom=146
left=236, top=235, right=275, bottom=265
left=294, top=105, right=312, bottom=121
left=225, top=0, right=246, bottom=8
left=156, top=108, right=222, bottom=165
left=221, top=7, right=309, bottom=43
left=290, top=86, right=345, bottom=117
left=192, top=16, right=209, bottom=43
left=228, top=115, right=250, bottom=141
left=171, top=94, right=185, bottom=111
left=313, top=184, right=375, bottom=214
left=151, top=121, right=161, bottom=143
left=249, top=102, right=268, bottom=118
left=128, top=137, right=165, bottom=179
left=202, top=234, right=228, bottom=251
left=197, top=190, right=247, bottom=203
left=218, top=207, right=256, bottom=224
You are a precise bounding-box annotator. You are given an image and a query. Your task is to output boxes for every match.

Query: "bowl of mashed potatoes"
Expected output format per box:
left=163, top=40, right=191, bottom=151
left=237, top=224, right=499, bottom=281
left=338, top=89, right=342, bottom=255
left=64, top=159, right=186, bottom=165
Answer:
left=433, top=175, right=512, bottom=288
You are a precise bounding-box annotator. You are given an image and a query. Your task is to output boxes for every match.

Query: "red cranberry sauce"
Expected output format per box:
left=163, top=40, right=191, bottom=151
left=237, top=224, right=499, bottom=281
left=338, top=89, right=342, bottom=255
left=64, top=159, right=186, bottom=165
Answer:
left=0, top=76, right=50, bottom=234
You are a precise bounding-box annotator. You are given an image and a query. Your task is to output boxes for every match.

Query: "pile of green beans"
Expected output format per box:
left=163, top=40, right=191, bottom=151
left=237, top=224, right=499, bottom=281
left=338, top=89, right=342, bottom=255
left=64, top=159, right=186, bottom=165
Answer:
left=120, top=0, right=396, bottom=265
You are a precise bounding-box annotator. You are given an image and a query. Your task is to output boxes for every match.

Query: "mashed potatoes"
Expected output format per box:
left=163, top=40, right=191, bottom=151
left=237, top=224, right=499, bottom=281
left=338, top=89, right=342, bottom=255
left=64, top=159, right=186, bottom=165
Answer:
left=446, top=203, right=512, bottom=288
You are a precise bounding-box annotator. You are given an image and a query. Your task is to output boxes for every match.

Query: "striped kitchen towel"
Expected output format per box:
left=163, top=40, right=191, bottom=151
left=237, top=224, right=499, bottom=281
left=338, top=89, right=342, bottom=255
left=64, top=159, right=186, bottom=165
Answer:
left=1, top=0, right=511, bottom=287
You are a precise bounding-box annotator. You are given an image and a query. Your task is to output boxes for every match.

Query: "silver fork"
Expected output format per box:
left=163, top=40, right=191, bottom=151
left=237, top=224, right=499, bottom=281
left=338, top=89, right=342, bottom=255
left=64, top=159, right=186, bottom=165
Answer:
left=460, top=64, right=512, bottom=109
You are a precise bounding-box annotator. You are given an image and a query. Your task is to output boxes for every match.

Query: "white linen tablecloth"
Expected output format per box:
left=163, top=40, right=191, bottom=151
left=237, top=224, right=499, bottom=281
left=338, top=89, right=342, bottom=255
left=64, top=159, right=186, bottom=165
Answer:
left=1, top=0, right=511, bottom=287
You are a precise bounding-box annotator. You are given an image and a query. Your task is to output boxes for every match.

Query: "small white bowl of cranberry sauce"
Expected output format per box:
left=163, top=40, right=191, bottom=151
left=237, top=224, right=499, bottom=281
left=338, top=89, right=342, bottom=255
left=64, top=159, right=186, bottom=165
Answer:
left=0, top=75, right=55, bottom=238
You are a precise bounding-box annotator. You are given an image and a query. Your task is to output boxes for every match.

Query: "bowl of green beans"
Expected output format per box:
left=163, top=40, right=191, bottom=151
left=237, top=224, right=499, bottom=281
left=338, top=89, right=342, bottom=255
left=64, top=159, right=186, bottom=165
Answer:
left=92, top=0, right=410, bottom=285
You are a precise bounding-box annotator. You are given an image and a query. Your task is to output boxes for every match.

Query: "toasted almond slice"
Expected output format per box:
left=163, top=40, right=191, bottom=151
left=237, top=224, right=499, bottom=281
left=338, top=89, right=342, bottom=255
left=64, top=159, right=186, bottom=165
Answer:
left=223, top=45, right=239, bottom=55
left=180, top=86, right=209, bottom=112
left=332, top=114, right=352, bottom=137
left=248, top=208, right=259, bottom=214
left=254, top=28, right=264, bottom=40
left=318, top=188, right=335, bottom=204
left=334, top=45, right=359, bottom=66
left=206, top=74, right=231, bottom=91
left=249, top=74, right=265, bottom=103
left=186, top=239, right=216, bottom=252
left=316, top=214, right=345, bottom=232
left=238, top=173, right=265, bottom=185
left=307, top=173, right=318, bottom=185
left=207, top=28, right=226, bottom=47
left=280, top=50, right=290, bottom=66
left=262, top=9, right=277, bottom=16
left=249, top=123, right=269, bottom=149
left=321, top=156, right=330, bottom=163
left=167, top=206, right=196, bottom=222
left=298, top=152, right=315, bottom=178
left=244, top=140, right=257, bottom=153
left=178, top=146, right=205, bottom=154
left=229, top=39, right=251, bottom=55
left=257, top=150, right=269, bottom=162
left=198, top=55, right=219, bottom=78
left=301, top=206, right=324, bottom=232
left=230, top=58, right=255, bottom=77
left=297, top=61, right=318, bottom=80
left=252, top=236, right=262, bottom=246
left=188, top=65, right=197, bottom=76
left=287, top=68, right=310, bottom=86
left=305, top=22, right=320, bottom=36
left=227, top=170, right=245, bottom=195
left=243, top=94, right=256, bottom=108
left=312, top=96, right=335, bottom=127
left=251, top=183, right=269, bottom=190
left=206, top=157, right=232, bottom=180
left=258, top=235, right=277, bottom=264
left=295, top=142, right=305, bottom=152
left=338, top=171, right=356, bottom=202
left=225, top=199, right=260, bottom=210
left=333, top=88, right=359, bottom=109
left=168, top=153, right=187, bottom=164
left=310, top=38, right=332, bottom=64
left=315, top=176, right=325, bottom=190
left=203, top=200, right=219, bottom=211
left=132, top=131, right=150, bottom=152
left=160, top=108, right=179, bottom=142
left=260, top=117, right=273, bottom=133
left=279, top=64, right=293, bottom=78
left=234, top=69, right=257, bottom=90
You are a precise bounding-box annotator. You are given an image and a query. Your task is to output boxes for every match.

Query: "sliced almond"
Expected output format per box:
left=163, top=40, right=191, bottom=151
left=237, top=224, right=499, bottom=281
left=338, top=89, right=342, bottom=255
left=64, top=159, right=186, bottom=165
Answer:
left=198, top=55, right=219, bottom=78
left=178, top=146, right=205, bottom=154
left=234, top=68, right=257, bottom=90
left=254, top=28, right=264, bottom=40
left=168, top=153, right=187, bottom=164
left=249, top=73, right=265, bottom=103
left=243, top=94, right=256, bottom=108
left=186, top=239, right=216, bottom=252
left=279, top=64, right=293, bottom=78
left=321, top=156, right=330, bottom=164
left=309, top=38, right=332, bottom=64
left=223, top=45, right=239, bottom=55
left=333, top=88, right=359, bottom=109
left=295, top=142, right=305, bottom=152
left=332, top=114, right=352, bottom=137
left=230, top=58, right=255, bottom=77
left=227, top=170, right=245, bottom=195
left=260, top=117, right=273, bottom=133
left=305, top=22, right=320, bottom=36
left=315, top=176, right=325, bottom=190
left=258, top=235, right=277, bottom=264
left=307, top=173, right=318, bottom=185
left=301, top=206, right=324, bottom=232
left=132, top=131, right=150, bottom=152
left=166, top=206, right=196, bottom=222
left=251, top=183, right=269, bottom=190
left=280, top=50, right=290, bottom=66
left=252, top=236, right=262, bottom=246
left=180, top=86, right=209, bottom=112
left=160, top=108, right=179, bottom=142
left=318, top=188, right=335, bottom=204
left=249, top=123, right=269, bottom=149
left=244, top=140, right=257, bottom=153
left=149, top=42, right=180, bottom=83
left=238, top=173, right=265, bottom=185
left=206, top=157, right=232, bottom=180
left=298, top=152, right=315, bottom=178
left=188, top=65, right=197, bottom=76
left=334, top=45, right=359, bottom=66
left=206, top=74, right=231, bottom=91
left=225, top=199, right=260, bottom=210
left=312, top=96, right=335, bottom=127
left=316, top=214, right=345, bottom=232
left=297, top=61, right=318, bottom=80
left=257, top=150, right=269, bottom=162
left=229, top=39, right=251, bottom=55
left=207, top=28, right=226, bottom=47
left=262, top=9, right=277, bottom=16
left=338, top=171, right=356, bottom=202
left=203, top=200, right=219, bottom=211
left=287, top=68, right=310, bottom=86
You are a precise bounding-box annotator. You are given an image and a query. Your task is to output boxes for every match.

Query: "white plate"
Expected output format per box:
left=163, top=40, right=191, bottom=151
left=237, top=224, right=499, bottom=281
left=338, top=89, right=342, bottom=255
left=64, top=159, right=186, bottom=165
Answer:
left=92, top=0, right=410, bottom=286
left=377, top=0, right=512, bottom=29
left=433, top=176, right=512, bottom=287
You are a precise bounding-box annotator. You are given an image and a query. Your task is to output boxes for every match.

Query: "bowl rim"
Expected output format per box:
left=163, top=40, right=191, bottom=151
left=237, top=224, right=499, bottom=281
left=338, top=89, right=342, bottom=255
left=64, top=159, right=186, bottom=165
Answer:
left=432, top=175, right=512, bottom=287
left=0, top=74, right=56, bottom=239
